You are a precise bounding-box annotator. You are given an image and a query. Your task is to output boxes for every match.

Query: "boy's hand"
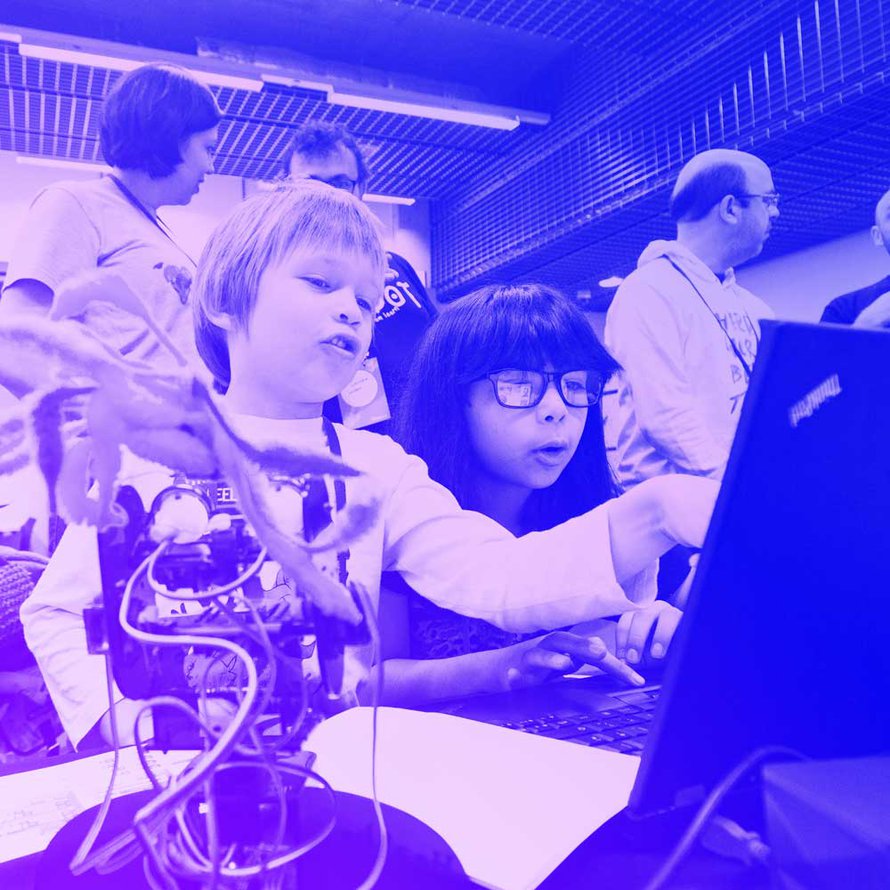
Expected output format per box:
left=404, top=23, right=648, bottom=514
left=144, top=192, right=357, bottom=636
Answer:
left=616, top=601, right=682, bottom=665
left=505, top=632, right=645, bottom=691
left=671, top=553, right=699, bottom=609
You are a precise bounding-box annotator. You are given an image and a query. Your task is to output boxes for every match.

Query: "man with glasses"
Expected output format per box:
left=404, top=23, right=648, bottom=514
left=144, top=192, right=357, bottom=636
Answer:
left=821, top=187, right=890, bottom=328
left=603, top=148, right=778, bottom=488
left=282, top=121, right=438, bottom=432
left=283, top=121, right=368, bottom=195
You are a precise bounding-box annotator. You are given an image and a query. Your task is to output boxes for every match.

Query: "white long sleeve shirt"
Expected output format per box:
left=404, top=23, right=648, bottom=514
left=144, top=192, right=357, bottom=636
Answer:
left=604, top=240, right=775, bottom=487
left=22, top=416, right=656, bottom=746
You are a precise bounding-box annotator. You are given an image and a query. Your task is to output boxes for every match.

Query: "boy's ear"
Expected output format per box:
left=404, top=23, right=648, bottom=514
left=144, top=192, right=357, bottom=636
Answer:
left=204, top=307, right=236, bottom=331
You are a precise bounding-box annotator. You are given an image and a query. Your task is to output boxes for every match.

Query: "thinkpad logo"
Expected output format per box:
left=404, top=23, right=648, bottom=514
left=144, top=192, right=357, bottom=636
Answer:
left=789, top=374, right=842, bottom=428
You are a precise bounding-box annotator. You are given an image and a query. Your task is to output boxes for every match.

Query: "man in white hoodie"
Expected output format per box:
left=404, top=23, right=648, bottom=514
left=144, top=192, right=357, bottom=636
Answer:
left=604, top=149, right=779, bottom=487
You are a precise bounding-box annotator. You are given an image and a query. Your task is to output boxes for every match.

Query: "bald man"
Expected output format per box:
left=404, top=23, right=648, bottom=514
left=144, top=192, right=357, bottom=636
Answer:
left=820, top=189, right=890, bottom=328
left=604, top=149, right=779, bottom=487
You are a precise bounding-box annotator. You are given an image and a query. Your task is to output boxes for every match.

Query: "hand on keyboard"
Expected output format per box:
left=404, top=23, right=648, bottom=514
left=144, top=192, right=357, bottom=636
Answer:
left=504, top=632, right=646, bottom=691
left=616, top=600, right=682, bottom=665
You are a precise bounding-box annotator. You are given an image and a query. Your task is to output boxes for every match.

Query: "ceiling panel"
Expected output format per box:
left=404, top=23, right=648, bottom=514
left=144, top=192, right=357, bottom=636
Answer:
left=388, top=0, right=735, bottom=48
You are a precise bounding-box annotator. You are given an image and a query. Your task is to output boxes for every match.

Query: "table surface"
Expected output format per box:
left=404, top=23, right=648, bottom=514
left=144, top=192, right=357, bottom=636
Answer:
left=0, top=744, right=771, bottom=890
left=0, top=800, right=769, bottom=890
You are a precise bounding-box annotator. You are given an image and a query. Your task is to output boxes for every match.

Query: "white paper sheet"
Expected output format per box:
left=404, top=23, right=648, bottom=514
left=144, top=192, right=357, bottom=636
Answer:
left=0, top=747, right=195, bottom=863
left=309, top=707, right=640, bottom=890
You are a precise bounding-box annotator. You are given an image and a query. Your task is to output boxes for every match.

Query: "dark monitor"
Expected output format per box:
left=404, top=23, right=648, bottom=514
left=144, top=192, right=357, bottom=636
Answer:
left=630, top=320, right=890, bottom=816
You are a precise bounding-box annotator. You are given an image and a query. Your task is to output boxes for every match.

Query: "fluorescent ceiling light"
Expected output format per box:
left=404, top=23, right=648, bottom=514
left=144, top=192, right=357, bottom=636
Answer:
left=363, top=193, right=416, bottom=206
left=598, top=276, right=625, bottom=288
left=327, top=89, right=521, bottom=131
left=18, top=42, right=263, bottom=92
left=252, top=180, right=416, bottom=205
left=16, top=155, right=111, bottom=174
left=0, top=31, right=22, bottom=43
left=260, top=73, right=333, bottom=93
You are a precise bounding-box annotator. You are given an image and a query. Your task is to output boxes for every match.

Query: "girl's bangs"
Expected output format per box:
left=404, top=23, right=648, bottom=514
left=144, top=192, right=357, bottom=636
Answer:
left=458, top=293, right=602, bottom=378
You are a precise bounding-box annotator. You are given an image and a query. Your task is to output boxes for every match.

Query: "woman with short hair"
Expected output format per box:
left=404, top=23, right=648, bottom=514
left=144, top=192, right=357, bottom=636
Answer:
left=0, top=63, right=221, bottom=368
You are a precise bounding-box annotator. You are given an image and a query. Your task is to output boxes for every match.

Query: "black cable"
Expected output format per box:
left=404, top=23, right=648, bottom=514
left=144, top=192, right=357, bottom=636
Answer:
left=643, top=745, right=806, bottom=890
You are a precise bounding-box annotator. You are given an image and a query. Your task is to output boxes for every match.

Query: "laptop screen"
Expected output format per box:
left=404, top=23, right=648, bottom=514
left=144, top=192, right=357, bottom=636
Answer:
left=630, top=320, right=890, bottom=816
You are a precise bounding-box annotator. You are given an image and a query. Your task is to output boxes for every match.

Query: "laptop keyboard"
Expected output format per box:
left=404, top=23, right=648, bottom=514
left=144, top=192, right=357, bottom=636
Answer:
left=490, top=688, right=660, bottom=754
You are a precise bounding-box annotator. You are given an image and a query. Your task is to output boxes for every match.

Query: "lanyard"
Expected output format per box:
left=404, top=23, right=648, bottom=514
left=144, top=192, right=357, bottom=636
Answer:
left=107, top=174, right=197, bottom=267
left=324, top=418, right=349, bottom=588
left=306, top=418, right=349, bottom=588
left=666, top=258, right=759, bottom=380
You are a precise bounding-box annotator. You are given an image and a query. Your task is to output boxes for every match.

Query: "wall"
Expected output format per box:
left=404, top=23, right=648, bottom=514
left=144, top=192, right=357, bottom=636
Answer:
left=362, top=200, right=432, bottom=294
left=159, top=175, right=243, bottom=263
left=0, top=150, right=432, bottom=288
left=736, top=228, right=890, bottom=322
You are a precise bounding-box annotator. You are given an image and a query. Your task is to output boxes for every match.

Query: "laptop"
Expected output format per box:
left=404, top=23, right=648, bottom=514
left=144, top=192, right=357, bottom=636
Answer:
left=434, top=320, right=890, bottom=818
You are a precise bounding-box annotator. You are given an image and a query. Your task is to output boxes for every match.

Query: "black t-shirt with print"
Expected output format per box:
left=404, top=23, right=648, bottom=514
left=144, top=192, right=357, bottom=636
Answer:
left=325, top=251, right=437, bottom=433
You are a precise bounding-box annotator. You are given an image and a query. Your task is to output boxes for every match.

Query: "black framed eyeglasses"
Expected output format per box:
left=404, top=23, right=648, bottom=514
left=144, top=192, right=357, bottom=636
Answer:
left=309, top=174, right=360, bottom=194
left=483, top=369, right=607, bottom=409
left=736, top=192, right=781, bottom=209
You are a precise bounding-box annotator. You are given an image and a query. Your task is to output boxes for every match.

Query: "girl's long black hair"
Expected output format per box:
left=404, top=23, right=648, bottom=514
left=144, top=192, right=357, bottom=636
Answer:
left=395, top=283, right=620, bottom=532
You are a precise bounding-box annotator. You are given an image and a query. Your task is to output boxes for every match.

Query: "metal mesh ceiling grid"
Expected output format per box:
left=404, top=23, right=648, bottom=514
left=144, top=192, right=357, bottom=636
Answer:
left=432, top=0, right=890, bottom=296
left=441, top=101, right=890, bottom=297
left=432, top=3, right=796, bottom=224
left=221, top=83, right=513, bottom=154
left=388, top=0, right=734, bottom=48
left=0, top=41, right=515, bottom=195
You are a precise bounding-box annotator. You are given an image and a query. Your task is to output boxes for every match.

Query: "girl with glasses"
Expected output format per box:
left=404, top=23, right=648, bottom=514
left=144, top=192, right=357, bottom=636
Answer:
left=375, top=284, right=697, bottom=705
